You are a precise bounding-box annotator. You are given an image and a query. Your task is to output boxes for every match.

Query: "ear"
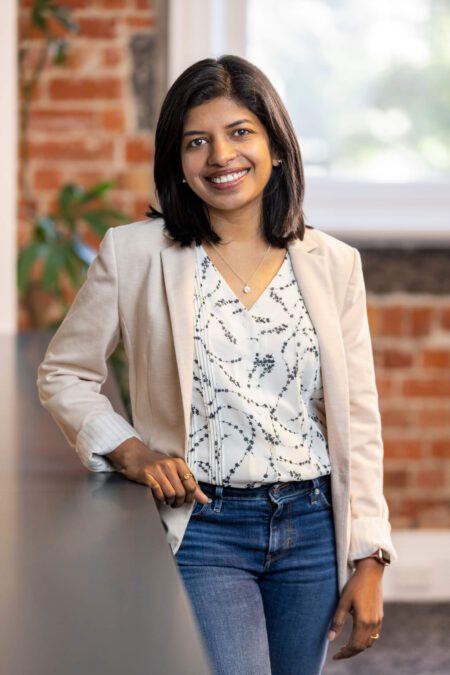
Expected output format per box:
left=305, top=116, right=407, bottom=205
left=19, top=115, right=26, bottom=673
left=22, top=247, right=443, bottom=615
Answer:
left=272, top=157, right=282, bottom=167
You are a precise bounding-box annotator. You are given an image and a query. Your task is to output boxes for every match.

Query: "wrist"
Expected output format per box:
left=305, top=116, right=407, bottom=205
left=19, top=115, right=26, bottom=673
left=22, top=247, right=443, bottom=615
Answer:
left=106, top=437, right=150, bottom=470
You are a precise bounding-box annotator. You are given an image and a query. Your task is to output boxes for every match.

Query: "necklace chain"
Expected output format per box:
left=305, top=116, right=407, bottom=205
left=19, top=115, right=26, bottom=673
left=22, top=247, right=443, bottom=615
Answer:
left=209, top=240, right=272, bottom=294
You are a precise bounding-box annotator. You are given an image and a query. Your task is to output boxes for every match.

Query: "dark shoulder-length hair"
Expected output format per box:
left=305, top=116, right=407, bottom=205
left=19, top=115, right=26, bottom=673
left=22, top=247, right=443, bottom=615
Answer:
left=146, top=54, right=311, bottom=247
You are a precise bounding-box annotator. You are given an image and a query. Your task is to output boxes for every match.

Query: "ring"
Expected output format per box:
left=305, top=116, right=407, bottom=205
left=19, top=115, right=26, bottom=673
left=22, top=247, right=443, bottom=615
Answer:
left=182, top=472, right=193, bottom=481
left=370, top=633, right=380, bottom=640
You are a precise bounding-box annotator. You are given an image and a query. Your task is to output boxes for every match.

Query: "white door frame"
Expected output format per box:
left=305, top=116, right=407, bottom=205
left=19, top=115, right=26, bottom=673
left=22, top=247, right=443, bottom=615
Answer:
left=0, top=0, right=18, bottom=334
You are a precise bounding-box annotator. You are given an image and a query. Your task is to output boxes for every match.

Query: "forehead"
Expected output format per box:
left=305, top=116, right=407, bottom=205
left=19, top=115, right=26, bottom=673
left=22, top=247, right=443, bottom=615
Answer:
left=182, top=97, right=261, bottom=129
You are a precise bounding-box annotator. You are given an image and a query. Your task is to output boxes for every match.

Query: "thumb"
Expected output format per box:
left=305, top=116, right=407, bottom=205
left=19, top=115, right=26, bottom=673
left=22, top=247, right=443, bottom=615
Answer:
left=194, top=484, right=210, bottom=503
left=327, top=602, right=349, bottom=641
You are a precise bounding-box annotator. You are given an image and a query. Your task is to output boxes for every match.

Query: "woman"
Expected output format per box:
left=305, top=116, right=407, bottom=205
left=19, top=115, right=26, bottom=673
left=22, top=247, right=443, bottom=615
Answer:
left=37, top=55, right=398, bottom=675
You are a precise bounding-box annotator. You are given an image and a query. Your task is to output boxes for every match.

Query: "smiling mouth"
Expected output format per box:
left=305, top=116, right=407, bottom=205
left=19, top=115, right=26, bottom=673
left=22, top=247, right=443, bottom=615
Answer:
left=205, top=168, right=251, bottom=185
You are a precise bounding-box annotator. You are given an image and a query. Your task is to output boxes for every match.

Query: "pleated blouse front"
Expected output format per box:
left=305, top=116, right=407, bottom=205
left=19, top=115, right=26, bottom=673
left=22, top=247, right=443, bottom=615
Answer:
left=187, top=243, right=331, bottom=488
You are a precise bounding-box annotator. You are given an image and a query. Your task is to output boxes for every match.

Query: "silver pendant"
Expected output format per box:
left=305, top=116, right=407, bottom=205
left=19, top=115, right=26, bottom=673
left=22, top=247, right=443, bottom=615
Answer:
left=243, top=285, right=251, bottom=294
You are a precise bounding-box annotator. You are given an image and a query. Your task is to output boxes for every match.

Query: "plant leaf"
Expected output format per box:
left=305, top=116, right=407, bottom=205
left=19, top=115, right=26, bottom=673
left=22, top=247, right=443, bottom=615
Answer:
left=41, top=243, right=66, bottom=291
left=17, top=242, right=47, bottom=294
left=80, top=181, right=116, bottom=203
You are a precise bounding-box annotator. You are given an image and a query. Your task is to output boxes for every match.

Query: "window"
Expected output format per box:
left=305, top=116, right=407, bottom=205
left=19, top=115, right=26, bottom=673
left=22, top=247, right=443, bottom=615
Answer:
left=168, top=0, right=450, bottom=243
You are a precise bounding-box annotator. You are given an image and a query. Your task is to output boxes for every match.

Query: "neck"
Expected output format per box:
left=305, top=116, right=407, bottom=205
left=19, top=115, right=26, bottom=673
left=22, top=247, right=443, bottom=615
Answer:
left=206, top=199, right=265, bottom=245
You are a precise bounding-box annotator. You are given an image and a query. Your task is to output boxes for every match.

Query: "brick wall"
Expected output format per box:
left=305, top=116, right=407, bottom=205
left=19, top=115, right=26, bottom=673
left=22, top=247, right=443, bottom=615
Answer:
left=18, top=0, right=162, bottom=328
left=369, top=295, right=450, bottom=529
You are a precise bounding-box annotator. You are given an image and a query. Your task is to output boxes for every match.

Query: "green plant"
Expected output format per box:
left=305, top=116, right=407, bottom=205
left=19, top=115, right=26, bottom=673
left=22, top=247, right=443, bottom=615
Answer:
left=18, top=180, right=128, bottom=304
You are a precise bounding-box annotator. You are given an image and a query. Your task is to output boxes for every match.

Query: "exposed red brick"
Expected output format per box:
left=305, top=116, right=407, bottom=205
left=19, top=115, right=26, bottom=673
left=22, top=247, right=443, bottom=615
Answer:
left=29, top=109, right=97, bottom=132
left=380, top=407, right=414, bottom=429
left=383, top=439, right=422, bottom=459
left=414, top=468, right=447, bottom=489
left=135, top=0, right=153, bottom=8
left=430, top=440, right=450, bottom=458
left=49, top=78, right=122, bottom=100
left=367, top=305, right=382, bottom=337
left=409, top=306, right=433, bottom=336
left=380, top=306, right=406, bottom=336
left=33, top=168, right=64, bottom=190
left=97, top=0, right=128, bottom=6
left=417, top=407, right=450, bottom=429
left=374, top=374, right=396, bottom=398
left=77, top=18, right=118, bottom=40
left=403, top=378, right=450, bottom=398
left=126, top=138, right=154, bottom=162
left=440, top=308, right=450, bottom=330
left=101, top=46, right=123, bottom=68
left=383, top=468, right=410, bottom=488
left=131, top=198, right=150, bottom=220
left=126, top=16, right=156, bottom=29
left=421, top=348, right=450, bottom=368
left=100, top=108, right=126, bottom=133
left=29, top=139, right=114, bottom=162
left=382, top=348, right=413, bottom=369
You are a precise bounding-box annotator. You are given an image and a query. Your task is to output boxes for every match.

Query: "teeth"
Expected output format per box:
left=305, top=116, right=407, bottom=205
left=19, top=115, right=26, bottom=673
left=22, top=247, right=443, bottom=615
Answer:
left=208, top=169, right=248, bottom=184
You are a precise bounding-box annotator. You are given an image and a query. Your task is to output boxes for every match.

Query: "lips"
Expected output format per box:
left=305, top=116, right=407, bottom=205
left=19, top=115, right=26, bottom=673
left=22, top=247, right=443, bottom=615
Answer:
left=205, top=168, right=251, bottom=184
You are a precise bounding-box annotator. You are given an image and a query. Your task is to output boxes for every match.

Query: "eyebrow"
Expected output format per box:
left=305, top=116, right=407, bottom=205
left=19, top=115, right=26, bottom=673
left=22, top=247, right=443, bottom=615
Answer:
left=182, top=118, right=254, bottom=138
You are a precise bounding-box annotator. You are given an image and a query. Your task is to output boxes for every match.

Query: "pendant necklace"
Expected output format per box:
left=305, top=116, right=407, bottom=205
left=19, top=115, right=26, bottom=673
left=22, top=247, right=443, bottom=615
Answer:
left=209, top=241, right=272, bottom=294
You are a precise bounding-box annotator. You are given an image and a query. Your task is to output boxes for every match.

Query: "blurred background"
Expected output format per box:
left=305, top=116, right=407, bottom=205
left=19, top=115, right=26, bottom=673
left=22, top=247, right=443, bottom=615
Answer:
left=1, top=1, right=449, bottom=672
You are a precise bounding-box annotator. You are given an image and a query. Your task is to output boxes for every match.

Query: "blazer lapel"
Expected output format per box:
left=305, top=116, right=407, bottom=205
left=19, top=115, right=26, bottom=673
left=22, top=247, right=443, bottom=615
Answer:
left=160, top=242, right=196, bottom=441
left=288, top=233, right=350, bottom=476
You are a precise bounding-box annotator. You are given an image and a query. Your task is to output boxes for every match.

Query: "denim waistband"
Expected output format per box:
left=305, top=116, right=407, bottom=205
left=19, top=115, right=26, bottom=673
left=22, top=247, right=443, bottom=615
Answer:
left=197, top=473, right=331, bottom=500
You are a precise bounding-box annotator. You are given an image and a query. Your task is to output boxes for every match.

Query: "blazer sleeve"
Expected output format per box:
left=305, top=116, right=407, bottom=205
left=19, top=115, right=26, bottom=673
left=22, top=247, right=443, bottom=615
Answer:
left=341, top=247, right=398, bottom=566
left=36, top=227, right=143, bottom=472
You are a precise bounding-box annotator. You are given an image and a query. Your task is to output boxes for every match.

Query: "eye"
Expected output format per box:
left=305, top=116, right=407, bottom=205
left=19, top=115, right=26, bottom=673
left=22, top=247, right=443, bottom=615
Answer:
left=187, top=137, right=207, bottom=149
left=234, top=128, right=251, bottom=137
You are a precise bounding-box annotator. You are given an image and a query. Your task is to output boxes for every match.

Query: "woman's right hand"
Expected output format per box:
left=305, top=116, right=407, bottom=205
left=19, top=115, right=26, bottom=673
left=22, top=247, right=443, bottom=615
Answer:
left=105, top=437, right=209, bottom=509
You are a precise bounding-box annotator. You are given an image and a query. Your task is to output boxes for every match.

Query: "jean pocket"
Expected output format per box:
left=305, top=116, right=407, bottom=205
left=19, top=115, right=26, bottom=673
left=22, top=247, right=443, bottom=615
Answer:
left=319, top=484, right=333, bottom=509
left=191, top=499, right=210, bottom=517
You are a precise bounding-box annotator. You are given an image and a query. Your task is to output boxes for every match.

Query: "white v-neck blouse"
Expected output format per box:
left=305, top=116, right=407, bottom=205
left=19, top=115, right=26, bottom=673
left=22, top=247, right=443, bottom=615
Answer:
left=186, top=244, right=331, bottom=488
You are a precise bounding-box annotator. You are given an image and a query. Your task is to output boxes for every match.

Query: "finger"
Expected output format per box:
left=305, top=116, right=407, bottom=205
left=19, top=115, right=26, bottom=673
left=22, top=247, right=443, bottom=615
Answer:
left=174, top=459, right=209, bottom=505
left=144, top=472, right=166, bottom=504
left=144, top=468, right=177, bottom=505
left=328, top=603, right=349, bottom=641
left=162, top=460, right=193, bottom=507
left=333, top=618, right=381, bottom=660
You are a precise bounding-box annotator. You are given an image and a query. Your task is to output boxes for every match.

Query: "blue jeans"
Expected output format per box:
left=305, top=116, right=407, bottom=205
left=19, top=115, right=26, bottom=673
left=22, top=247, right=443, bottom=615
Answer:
left=174, top=474, right=339, bottom=675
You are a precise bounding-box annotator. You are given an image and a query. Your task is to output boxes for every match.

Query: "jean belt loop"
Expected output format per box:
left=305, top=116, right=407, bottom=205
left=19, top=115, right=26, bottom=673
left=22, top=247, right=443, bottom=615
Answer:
left=213, top=485, right=224, bottom=512
left=311, top=477, right=321, bottom=504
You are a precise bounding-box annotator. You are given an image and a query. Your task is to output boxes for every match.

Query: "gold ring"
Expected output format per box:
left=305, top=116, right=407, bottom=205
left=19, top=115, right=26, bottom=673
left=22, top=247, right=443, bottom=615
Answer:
left=182, top=472, right=193, bottom=481
left=370, top=633, right=380, bottom=640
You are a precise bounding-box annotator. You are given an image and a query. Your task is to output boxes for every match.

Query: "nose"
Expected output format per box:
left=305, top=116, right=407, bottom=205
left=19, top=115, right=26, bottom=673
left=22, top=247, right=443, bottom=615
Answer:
left=207, top=136, right=237, bottom=166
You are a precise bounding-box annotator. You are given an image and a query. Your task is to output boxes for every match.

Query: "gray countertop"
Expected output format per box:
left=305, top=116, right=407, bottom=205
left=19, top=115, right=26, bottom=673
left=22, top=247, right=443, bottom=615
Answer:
left=0, top=332, right=212, bottom=675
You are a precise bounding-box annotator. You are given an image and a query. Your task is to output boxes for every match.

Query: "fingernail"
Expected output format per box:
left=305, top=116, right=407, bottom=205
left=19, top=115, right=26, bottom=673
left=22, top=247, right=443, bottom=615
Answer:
left=328, top=630, right=336, bottom=641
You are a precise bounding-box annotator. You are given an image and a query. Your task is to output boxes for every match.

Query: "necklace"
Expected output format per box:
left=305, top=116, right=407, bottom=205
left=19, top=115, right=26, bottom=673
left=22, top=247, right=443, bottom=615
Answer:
left=209, top=241, right=272, bottom=294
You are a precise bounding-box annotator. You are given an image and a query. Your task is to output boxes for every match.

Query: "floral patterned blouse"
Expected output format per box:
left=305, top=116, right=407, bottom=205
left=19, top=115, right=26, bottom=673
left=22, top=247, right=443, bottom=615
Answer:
left=186, top=243, right=331, bottom=488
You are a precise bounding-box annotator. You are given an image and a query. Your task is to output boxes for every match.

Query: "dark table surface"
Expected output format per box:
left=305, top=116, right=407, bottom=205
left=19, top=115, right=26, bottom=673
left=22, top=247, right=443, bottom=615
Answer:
left=0, top=332, right=212, bottom=675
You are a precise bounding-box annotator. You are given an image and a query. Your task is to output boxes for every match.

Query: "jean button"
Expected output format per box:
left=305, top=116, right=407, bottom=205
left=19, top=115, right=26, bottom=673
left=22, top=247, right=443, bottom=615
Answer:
left=314, top=488, right=320, bottom=495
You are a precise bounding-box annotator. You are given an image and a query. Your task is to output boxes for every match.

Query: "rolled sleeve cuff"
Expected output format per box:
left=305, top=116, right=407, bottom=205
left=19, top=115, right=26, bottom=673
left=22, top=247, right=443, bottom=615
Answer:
left=348, top=516, right=399, bottom=567
left=76, top=412, right=143, bottom=472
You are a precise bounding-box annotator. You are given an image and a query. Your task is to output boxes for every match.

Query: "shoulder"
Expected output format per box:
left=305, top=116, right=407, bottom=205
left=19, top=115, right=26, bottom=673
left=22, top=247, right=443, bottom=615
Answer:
left=302, top=226, right=358, bottom=276
left=109, top=217, right=170, bottom=252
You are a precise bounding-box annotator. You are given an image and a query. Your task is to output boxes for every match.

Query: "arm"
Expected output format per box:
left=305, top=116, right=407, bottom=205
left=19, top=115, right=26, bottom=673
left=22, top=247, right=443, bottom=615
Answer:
left=36, top=227, right=142, bottom=472
left=340, top=247, right=398, bottom=566
left=327, top=248, right=397, bottom=660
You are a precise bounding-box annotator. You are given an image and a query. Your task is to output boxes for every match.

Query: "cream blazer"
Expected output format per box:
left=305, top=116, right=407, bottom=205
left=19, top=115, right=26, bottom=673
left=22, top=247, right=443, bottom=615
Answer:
left=37, top=218, right=398, bottom=595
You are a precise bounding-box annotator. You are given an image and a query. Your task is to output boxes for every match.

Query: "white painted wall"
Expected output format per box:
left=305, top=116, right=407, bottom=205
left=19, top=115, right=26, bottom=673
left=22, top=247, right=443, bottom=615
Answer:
left=0, top=0, right=18, bottom=334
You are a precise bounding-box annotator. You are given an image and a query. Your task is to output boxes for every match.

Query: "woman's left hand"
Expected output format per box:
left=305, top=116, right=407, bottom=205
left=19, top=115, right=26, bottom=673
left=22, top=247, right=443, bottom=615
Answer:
left=327, top=558, right=385, bottom=660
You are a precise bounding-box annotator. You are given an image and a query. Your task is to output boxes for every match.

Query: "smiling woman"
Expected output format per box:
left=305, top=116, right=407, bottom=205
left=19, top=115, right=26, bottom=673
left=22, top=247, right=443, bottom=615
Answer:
left=38, top=54, right=397, bottom=675
left=147, top=55, right=306, bottom=248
